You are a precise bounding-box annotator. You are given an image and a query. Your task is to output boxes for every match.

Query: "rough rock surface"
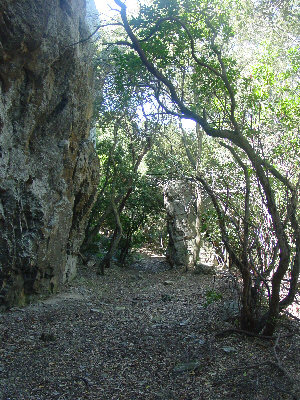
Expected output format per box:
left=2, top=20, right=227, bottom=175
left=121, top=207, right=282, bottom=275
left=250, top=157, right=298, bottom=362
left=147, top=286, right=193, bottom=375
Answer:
left=164, top=180, right=201, bottom=270
left=0, top=0, right=99, bottom=308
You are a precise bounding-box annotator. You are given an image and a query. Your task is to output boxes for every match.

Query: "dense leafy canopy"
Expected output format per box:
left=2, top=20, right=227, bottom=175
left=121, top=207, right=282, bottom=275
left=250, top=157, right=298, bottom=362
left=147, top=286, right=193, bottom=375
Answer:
left=89, top=0, right=300, bottom=335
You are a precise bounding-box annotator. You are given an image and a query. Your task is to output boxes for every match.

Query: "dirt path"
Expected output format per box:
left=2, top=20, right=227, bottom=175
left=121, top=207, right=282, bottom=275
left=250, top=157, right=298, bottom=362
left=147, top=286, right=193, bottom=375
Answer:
left=1, top=257, right=299, bottom=400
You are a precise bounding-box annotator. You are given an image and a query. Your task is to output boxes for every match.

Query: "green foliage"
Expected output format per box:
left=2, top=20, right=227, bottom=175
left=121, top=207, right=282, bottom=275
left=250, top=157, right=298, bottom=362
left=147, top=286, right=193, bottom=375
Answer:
left=95, top=0, right=300, bottom=334
left=118, top=176, right=165, bottom=253
left=84, top=43, right=166, bottom=259
left=204, top=289, right=222, bottom=307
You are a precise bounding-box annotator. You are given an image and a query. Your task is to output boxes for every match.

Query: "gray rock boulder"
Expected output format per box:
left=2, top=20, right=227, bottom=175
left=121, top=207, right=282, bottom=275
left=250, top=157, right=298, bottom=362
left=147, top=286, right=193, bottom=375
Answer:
left=0, top=0, right=99, bottom=308
left=164, top=180, right=201, bottom=270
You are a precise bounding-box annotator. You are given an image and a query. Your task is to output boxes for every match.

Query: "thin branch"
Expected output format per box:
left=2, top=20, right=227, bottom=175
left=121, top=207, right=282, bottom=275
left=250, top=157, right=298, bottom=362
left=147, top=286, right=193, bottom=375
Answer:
left=215, top=328, right=293, bottom=340
left=195, top=174, right=244, bottom=273
left=205, top=19, right=239, bottom=132
left=114, top=0, right=216, bottom=132
left=261, top=159, right=294, bottom=191
left=179, top=124, right=197, bottom=169
left=105, top=40, right=135, bottom=48
left=66, top=23, right=122, bottom=47
left=153, top=88, right=187, bottom=119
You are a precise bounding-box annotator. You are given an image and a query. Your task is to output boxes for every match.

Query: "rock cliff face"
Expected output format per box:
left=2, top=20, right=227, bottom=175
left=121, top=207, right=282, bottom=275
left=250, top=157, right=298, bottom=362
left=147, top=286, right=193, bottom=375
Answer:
left=0, top=0, right=99, bottom=308
left=164, top=180, right=201, bottom=270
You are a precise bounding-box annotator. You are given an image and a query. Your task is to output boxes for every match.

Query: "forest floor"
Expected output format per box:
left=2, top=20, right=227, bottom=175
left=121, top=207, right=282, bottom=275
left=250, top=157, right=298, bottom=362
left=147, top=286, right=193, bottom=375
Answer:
left=1, top=252, right=300, bottom=400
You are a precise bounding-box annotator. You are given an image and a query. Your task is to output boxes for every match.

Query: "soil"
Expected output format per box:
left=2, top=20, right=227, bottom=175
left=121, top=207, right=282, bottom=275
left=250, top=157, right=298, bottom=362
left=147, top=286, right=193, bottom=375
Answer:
left=1, top=253, right=300, bottom=400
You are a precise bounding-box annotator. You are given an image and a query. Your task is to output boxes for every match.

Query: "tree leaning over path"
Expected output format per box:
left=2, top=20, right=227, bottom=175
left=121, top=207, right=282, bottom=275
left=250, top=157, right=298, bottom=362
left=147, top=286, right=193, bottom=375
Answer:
left=111, top=0, right=300, bottom=336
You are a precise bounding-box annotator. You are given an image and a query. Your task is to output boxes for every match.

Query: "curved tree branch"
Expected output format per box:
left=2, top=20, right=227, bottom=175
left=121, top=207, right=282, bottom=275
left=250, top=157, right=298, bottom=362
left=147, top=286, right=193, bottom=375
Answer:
left=113, top=0, right=297, bottom=335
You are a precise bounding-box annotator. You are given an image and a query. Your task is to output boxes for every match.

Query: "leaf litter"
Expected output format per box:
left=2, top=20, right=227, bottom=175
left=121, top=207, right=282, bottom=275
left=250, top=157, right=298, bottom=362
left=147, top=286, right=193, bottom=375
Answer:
left=0, top=254, right=299, bottom=400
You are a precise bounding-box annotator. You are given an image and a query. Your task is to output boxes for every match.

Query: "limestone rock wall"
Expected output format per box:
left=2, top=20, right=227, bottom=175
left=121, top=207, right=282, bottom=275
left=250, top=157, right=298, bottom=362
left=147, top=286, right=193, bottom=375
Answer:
left=0, top=0, right=99, bottom=308
left=164, top=180, right=201, bottom=270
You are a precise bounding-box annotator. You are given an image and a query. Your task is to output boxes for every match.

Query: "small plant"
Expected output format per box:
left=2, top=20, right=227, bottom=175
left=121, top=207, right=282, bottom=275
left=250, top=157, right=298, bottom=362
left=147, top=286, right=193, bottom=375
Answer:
left=204, top=289, right=222, bottom=307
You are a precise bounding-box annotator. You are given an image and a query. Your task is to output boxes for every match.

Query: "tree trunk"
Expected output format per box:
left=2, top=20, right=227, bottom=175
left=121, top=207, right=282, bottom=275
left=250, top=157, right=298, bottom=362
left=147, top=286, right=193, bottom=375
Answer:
left=119, top=231, right=133, bottom=266
left=97, top=183, right=123, bottom=275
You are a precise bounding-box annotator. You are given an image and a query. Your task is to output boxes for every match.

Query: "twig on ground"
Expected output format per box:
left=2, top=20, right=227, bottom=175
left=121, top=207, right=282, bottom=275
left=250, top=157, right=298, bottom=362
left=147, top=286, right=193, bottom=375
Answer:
left=73, top=376, right=90, bottom=386
left=215, top=328, right=294, bottom=340
left=230, top=332, right=299, bottom=398
left=274, top=384, right=299, bottom=400
left=234, top=360, right=295, bottom=383
left=78, top=251, right=87, bottom=265
left=271, top=333, right=296, bottom=383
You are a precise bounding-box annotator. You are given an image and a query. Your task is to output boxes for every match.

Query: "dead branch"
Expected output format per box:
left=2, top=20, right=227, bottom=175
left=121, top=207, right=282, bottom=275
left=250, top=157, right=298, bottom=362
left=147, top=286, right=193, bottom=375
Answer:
left=271, top=333, right=296, bottom=384
left=78, top=251, right=87, bottom=265
left=229, top=332, right=299, bottom=398
left=233, top=360, right=297, bottom=383
left=66, top=23, right=122, bottom=48
left=274, top=384, right=299, bottom=400
left=215, top=328, right=294, bottom=340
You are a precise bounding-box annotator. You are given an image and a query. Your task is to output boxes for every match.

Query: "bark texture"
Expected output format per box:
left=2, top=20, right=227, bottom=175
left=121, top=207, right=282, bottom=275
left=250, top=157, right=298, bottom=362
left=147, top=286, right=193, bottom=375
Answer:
left=0, top=0, right=99, bottom=308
